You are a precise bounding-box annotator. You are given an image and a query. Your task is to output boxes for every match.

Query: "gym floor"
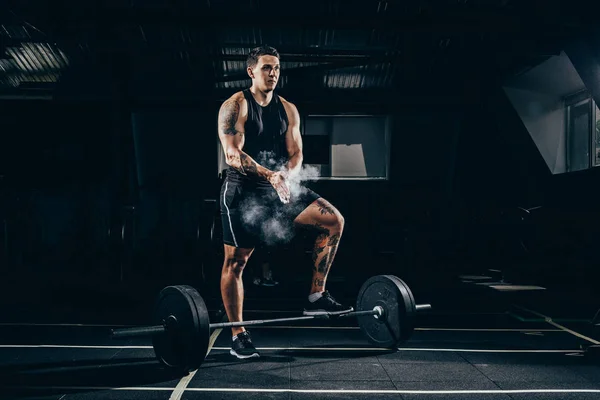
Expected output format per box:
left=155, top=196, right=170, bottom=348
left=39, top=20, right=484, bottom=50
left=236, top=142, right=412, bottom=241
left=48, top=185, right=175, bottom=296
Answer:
left=1, top=281, right=600, bottom=400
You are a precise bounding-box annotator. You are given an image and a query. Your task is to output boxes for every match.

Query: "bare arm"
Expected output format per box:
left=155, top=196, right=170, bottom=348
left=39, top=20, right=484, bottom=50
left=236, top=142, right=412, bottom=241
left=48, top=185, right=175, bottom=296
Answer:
left=283, top=100, right=303, bottom=178
left=218, top=94, right=273, bottom=180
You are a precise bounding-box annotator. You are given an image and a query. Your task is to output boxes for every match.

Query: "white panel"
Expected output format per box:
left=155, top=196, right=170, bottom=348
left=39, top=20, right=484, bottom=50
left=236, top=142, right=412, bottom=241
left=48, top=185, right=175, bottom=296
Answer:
left=331, top=144, right=367, bottom=176
left=330, top=116, right=387, bottom=178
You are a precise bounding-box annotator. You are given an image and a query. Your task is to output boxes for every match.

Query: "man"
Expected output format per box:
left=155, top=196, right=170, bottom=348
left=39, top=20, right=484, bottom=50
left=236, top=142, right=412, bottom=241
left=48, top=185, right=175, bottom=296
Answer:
left=217, top=45, right=352, bottom=359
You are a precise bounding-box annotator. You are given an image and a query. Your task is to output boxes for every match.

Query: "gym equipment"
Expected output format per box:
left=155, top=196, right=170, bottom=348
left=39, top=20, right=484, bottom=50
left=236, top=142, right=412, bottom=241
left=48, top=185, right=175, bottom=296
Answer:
left=111, top=275, right=431, bottom=372
left=356, top=275, right=423, bottom=347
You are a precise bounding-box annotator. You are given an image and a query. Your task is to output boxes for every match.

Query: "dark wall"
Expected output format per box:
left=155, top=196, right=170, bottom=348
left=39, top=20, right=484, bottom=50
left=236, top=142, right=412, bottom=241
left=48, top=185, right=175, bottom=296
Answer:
left=127, top=107, right=218, bottom=288
left=3, top=53, right=600, bottom=300
left=0, top=94, right=467, bottom=296
left=0, top=100, right=118, bottom=285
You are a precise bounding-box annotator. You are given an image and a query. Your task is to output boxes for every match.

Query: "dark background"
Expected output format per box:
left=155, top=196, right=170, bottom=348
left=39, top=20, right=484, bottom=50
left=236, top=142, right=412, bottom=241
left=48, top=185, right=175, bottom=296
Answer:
left=1, top=0, right=600, bottom=318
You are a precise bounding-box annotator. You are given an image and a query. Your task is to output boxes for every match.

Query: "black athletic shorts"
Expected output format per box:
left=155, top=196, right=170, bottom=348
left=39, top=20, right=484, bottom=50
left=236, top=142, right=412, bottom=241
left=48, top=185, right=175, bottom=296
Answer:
left=220, top=180, right=321, bottom=248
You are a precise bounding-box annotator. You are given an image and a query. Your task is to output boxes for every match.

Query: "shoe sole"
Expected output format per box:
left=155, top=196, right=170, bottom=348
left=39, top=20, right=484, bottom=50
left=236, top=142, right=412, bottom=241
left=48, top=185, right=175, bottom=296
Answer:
left=303, top=307, right=354, bottom=316
left=230, top=349, right=260, bottom=359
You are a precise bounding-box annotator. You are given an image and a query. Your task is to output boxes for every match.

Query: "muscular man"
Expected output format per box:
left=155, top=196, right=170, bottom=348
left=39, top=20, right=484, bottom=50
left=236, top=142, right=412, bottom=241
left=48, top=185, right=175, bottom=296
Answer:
left=217, top=45, right=352, bottom=359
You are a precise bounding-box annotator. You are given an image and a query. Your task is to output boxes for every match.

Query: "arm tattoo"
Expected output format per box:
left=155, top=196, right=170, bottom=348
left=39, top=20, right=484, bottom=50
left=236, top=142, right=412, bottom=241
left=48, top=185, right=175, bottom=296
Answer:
left=219, top=98, right=240, bottom=136
left=219, top=98, right=272, bottom=180
left=227, top=153, right=242, bottom=171
left=240, top=153, right=258, bottom=175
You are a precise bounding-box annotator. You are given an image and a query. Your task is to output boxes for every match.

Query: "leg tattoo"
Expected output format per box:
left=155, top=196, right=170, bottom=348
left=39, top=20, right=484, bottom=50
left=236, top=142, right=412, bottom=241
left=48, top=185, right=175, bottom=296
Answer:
left=316, top=199, right=336, bottom=216
left=309, top=225, right=341, bottom=292
left=295, top=203, right=344, bottom=294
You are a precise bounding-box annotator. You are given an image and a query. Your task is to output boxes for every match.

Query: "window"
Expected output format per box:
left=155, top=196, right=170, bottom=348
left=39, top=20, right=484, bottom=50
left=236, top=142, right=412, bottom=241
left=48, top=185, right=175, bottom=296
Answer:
left=501, top=51, right=591, bottom=174
left=565, top=96, right=600, bottom=172
left=302, top=115, right=391, bottom=180
left=566, top=98, right=591, bottom=172
left=595, top=103, right=600, bottom=166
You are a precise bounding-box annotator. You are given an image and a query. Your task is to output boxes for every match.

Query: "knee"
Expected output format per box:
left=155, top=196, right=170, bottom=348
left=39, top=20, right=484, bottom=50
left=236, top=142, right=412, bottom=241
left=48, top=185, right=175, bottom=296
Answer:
left=339, top=213, right=345, bottom=229
left=321, top=210, right=344, bottom=232
left=332, top=212, right=345, bottom=232
left=223, top=256, right=248, bottom=276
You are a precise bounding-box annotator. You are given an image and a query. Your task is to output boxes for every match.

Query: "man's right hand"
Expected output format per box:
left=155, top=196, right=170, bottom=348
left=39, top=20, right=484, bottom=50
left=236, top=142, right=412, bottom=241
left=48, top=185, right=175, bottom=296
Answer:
left=269, top=171, right=291, bottom=204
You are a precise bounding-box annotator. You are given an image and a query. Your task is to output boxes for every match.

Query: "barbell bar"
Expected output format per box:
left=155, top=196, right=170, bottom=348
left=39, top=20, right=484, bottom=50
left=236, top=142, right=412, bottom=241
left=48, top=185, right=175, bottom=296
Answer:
left=110, top=275, right=432, bottom=372
left=112, top=305, right=396, bottom=337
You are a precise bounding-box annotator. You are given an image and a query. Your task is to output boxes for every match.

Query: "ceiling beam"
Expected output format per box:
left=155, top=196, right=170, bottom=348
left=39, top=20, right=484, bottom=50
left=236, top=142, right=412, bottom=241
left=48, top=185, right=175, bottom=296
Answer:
left=214, top=59, right=379, bottom=83
left=216, top=53, right=398, bottom=64
left=43, top=7, right=579, bottom=34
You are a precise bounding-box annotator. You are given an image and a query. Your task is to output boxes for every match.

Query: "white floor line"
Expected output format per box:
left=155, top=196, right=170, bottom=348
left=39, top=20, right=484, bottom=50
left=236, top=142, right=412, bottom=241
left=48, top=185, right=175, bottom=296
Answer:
left=392, top=348, right=583, bottom=353
left=0, top=323, right=562, bottom=332
left=416, top=328, right=561, bottom=332
left=168, top=328, right=222, bottom=400
left=212, top=346, right=583, bottom=353
left=207, top=328, right=223, bottom=353
left=249, top=326, right=359, bottom=329
left=0, top=344, right=584, bottom=353
left=0, top=345, right=153, bottom=349
left=10, top=386, right=600, bottom=395
left=168, top=371, right=196, bottom=400
left=513, top=305, right=600, bottom=345
left=0, top=323, right=133, bottom=327
left=247, top=326, right=562, bottom=332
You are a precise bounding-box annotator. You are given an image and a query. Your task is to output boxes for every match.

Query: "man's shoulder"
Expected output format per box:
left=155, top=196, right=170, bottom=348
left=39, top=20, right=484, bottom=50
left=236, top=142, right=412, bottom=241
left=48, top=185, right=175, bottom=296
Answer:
left=278, top=95, right=294, bottom=107
left=278, top=95, right=299, bottom=118
left=222, top=91, right=247, bottom=106
left=219, top=91, right=249, bottom=120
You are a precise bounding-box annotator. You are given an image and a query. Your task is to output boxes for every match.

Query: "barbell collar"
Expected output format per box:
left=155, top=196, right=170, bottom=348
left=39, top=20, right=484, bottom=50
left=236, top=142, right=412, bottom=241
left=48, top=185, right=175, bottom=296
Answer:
left=338, top=307, right=383, bottom=319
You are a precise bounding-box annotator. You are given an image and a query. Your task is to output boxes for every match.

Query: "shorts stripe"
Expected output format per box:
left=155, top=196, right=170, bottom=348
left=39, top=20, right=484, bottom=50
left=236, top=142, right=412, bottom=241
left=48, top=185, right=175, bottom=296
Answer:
left=223, top=181, right=238, bottom=247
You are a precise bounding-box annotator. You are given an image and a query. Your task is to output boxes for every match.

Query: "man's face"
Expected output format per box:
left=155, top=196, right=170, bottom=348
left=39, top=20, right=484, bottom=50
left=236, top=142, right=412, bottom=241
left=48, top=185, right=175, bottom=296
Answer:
left=248, top=55, right=280, bottom=92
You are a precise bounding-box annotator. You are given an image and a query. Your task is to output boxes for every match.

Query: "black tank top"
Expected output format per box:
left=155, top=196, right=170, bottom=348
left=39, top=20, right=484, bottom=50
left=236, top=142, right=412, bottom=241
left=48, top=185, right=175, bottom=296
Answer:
left=226, top=89, right=289, bottom=187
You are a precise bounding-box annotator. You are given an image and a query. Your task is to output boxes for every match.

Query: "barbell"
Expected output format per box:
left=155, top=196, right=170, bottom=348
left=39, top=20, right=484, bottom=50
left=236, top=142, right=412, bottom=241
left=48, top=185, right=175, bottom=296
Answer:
left=110, top=275, right=431, bottom=372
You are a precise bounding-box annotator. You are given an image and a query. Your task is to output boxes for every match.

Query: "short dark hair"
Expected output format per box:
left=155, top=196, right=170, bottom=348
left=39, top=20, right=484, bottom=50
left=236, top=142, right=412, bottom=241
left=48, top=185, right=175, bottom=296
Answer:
left=247, top=45, right=280, bottom=69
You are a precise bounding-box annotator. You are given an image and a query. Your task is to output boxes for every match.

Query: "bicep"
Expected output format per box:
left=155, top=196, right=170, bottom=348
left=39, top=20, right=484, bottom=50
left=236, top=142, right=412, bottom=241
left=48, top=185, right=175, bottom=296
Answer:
left=218, top=97, right=245, bottom=154
left=285, top=105, right=302, bottom=156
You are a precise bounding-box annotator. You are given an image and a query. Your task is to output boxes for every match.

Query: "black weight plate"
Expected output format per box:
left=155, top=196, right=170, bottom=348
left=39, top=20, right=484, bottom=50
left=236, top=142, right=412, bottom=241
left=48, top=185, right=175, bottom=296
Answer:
left=152, top=285, right=210, bottom=372
left=388, top=275, right=417, bottom=339
left=356, top=275, right=416, bottom=348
